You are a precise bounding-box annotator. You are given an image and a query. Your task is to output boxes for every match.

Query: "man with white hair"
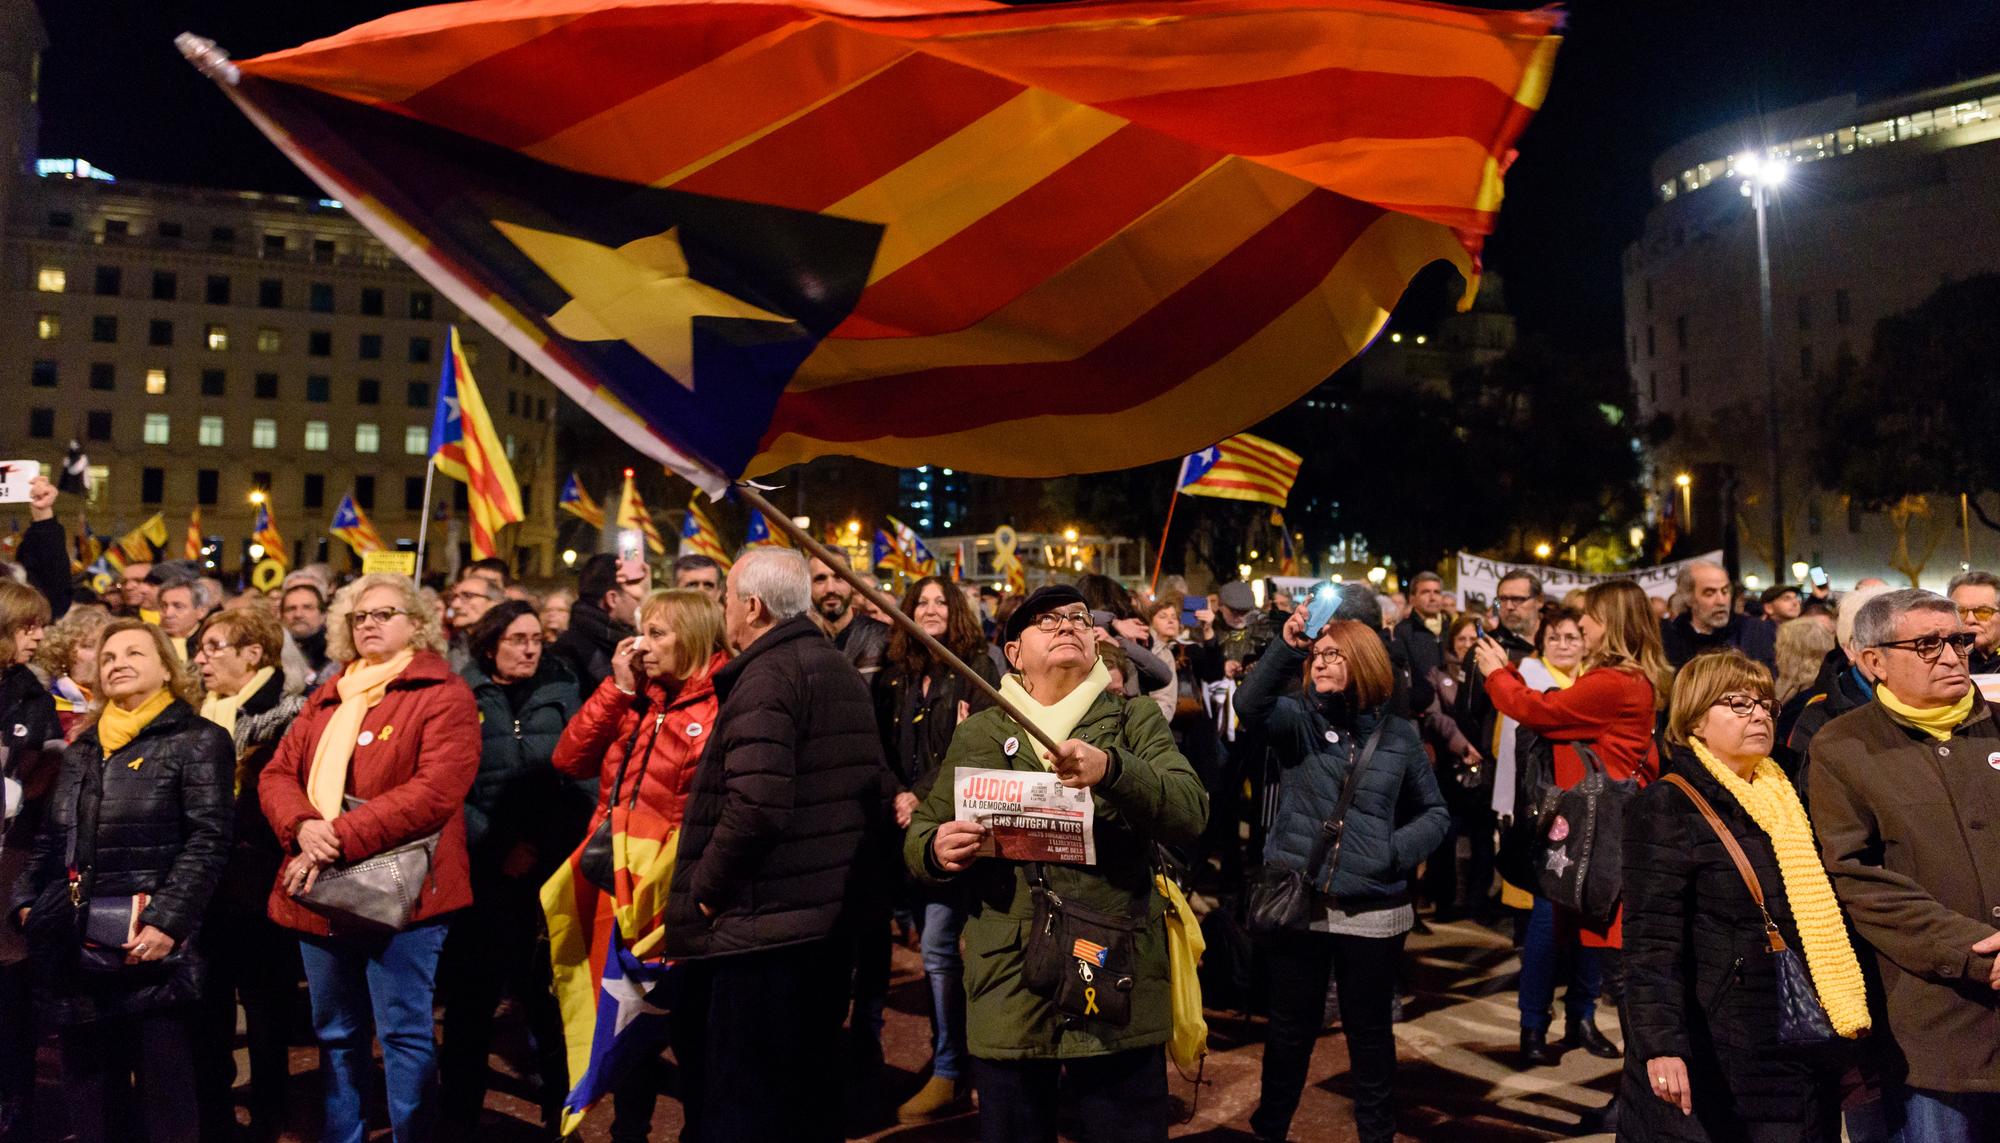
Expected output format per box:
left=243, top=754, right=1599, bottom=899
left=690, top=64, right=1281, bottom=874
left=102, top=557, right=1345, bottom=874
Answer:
left=1660, top=559, right=1776, bottom=669
left=1782, top=581, right=1893, bottom=795
left=662, top=548, right=890, bottom=1141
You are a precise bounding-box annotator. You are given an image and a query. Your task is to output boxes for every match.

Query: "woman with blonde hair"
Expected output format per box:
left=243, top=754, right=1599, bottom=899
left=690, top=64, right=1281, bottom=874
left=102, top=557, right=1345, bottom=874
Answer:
left=1620, top=650, right=1864, bottom=1140
left=33, top=603, right=110, bottom=741
left=258, top=573, right=481, bottom=1143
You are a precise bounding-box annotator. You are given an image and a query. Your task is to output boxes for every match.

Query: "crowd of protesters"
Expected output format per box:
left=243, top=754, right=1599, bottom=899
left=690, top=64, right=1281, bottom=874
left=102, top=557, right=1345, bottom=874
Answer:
left=1, top=464, right=1997, bottom=1142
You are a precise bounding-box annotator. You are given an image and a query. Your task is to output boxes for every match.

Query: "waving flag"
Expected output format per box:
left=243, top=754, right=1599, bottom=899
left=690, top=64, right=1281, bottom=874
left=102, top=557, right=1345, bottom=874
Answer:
left=745, top=509, right=791, bottom=549
left=252, top=505, right=289, bottom=569
left=885, top=515, right=939, bottom=576
left=195, top=0, right=1559, bottom=492
left=111, top=513, right=168, bottom=567
left=614, top=469, right=667, bottom=556
left=1178, top=433, right=1302, bottom=508
left=678, top=494, right=729, bottom=565
left=431, top=326, right=524, bottom=559
left=330, top=494, right=387, bottom=554
left=872, top=528, right=915, bottom=579
left=559, top=473, right=605, bottom=529
left=1271, top=509, right=1301, bottom=575
left=182, top=509, right=202, bottom=562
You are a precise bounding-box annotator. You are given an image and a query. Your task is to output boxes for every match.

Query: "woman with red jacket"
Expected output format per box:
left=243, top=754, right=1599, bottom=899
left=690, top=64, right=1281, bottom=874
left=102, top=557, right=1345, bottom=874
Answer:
left=259, top=574, right=480, bottom=1143
left=549, top=588, right=728, bottom=1142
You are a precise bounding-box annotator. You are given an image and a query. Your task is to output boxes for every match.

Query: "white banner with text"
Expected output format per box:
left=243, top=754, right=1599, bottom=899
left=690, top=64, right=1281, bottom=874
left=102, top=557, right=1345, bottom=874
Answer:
left=1453, top=550, right=1725, bottom=605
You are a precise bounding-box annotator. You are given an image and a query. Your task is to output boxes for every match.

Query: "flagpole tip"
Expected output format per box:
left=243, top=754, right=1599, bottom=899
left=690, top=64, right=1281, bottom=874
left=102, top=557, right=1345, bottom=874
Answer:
left=175, top=33, right=240, bottom=85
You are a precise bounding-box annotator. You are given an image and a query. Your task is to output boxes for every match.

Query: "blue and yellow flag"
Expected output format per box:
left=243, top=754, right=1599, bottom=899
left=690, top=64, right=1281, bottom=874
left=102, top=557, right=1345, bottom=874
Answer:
left=678, top=494, right=729, bottom=565
left=329, top=494, right=386, bottom=555
left=744, top=509, right=791, bottom=549
left=559, top=473, right=605, bottom=530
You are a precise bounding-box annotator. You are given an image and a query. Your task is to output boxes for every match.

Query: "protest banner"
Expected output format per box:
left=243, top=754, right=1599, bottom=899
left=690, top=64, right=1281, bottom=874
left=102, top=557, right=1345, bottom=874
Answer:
left=1454, top=550, right=1725, bottom=606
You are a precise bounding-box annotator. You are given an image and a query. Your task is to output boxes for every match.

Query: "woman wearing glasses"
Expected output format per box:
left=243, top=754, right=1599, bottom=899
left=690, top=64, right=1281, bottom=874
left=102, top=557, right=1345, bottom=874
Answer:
left=439, top=600, right=584, bottom=1134
left=1238, top=608, right=1449, bottom=1143
left=259, top=573, right=481, bottom=1143
left=1620, top=650, right=1868, bottom=1141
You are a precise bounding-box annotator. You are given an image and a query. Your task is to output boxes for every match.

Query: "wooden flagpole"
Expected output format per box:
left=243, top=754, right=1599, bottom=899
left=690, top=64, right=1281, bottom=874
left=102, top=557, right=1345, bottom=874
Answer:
left=1148, top=489, right=1181, bottom=597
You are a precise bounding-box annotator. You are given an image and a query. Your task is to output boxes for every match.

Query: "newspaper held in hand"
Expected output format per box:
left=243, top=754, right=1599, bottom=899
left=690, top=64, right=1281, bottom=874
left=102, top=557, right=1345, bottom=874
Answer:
left=954, top=766, right=1096, bottom=865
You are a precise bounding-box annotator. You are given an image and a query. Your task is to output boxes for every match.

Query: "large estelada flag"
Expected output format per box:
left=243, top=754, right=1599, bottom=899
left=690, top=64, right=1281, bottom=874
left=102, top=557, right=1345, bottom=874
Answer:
left=431, top=326, right=525, bottom=559
left=1178, top=433, right=1302, bottom=507
left=190, top=0, right=1559, bottom=491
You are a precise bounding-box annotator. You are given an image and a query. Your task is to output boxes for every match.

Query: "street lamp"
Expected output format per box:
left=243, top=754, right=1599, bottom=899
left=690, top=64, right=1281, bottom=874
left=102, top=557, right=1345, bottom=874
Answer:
left=248, top=489, right=266, bottom=506
left=1533, top=542, right=1553, bottom=561
left=1790, top=561, right=1810, bottom=583
left=1739, top=150, right=1791, bottom=581
left=1367, top=565, right=1388, bottom=585
left=561, top=548, right=577, bottom=568
left=1675, top=471, right=1694, bottom=532
left=1062, top=527, right=1079, bottom=544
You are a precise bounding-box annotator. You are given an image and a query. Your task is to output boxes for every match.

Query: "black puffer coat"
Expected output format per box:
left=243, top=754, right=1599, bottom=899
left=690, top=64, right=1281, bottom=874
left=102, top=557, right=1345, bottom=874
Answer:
left=11, top=699, right=233, bottom=1025
left=663, top=615, right=891, bottom=959
left=1617, top=748, right=1846, bottom=1140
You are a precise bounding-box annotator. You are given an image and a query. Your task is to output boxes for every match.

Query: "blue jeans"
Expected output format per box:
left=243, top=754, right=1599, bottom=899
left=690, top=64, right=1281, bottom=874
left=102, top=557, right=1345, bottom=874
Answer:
left=919, top=898, right=969, bottom=1081
left=1517, top=897, right=1601, bottom=1034
left=1892, top=1088, right=2000, bottom=1143
left=299, top=920, right=450, bottom=1143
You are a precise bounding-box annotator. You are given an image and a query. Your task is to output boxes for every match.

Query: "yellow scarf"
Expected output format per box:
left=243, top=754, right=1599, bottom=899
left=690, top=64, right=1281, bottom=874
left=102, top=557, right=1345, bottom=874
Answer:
left=1876, top=684, right=1975, bottom=742
left=306, top=649, right=413, bottom=820
left=98, top=688, right=174, bottom=757
left=199, top=666, right=274, bottom=738
left=996, top=660, right=1111, bottom=771
left=1688, top=738, right=1871, bottom=1038
left=1422, top=613, right=1443, bottom=637
left=1539, top=657, right=1577, bottom=690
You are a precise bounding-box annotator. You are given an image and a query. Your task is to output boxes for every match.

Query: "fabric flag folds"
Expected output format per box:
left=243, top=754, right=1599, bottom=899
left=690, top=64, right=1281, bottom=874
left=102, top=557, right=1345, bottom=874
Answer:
left=431, top=325, right=524, bottom=559
left=559, top=473, right=606, bottom=529
left=330, top=494, right=387, bottom=554
left=873, top=529, right=913, bottom=579
left=1271, top=509, right=1301, bottom=575
left=112, top=513, right=168, bottom=567
left=252, top=505, right=289, bottom=569
left=615, top=471, right=667, bottom=556
left=185, top=508, right=203, bottom=561
left=678, top=494, right=728, bottom=564
left=745, top=509, right=791, bottom=548
left=1178, top=433, right=1302, bottom=507
left=884, top=515, right=939, bottom=576
left=200, top=0, right=1561, bottom=491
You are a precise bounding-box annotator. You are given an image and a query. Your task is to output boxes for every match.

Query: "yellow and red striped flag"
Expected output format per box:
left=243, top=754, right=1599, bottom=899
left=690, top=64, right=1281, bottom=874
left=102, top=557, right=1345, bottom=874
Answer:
left=431, top=326, right=523, bottom=559
left=1178, top=434, right=1302, bottom=508
left=615, top=469, right=666, bottom=556
left=185, top=508, right=203, bottom=561
left=678, top=494, right=729, bottom=566
left=330, top=494, right=387, bottom=554
left=203, top=0, right=1560, bottom=493
left=559, top=473, right=605, bottom=530
left=252, top=504, right=289, bottom=570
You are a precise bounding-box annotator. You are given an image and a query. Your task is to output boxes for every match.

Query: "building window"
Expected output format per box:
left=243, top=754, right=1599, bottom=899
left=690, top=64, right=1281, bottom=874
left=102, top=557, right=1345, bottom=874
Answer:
left=151, top=270, right=177, bottom=301
left=306, top=375, right=331, bottom=403
left=1647, top=373, right=1657, bottom=403
left=308, top=330, right=333, bottom=357
left=252, top=418, right=276, bottom=449
left=404, top=425, right=428, bottom=455
left=357, top=378, right=380, bottom=405
left=252, top=471, right=272, bottom=497
left=304, top=473, right=325, bottom=510
left=303, top=421, right=329, bottom=452
left=409, top=290, right=433, bottom=320
left=196, top=469, right=219, bottom=506
left=359, top=333, right=382, bottom=360
left=406, top=381, right=430, bottom=408
left=86, top=411, right=112, bottom=441
left=1835, top=288, right=1850, bottom=326
left=507, top=390, right=518, bottom=416
left=504, top=433, right=517, bottom=460
left=141, top=467, right=164, bottom=504
left=103, top=219, right=129, bottom=239
left=201, top=369, right=225, bottom=397
left=262, top=233, right=286, bottom=256
left=256, top=328, right=281, bottom=354
left=145, top=368, right=168, bottom=395
left=31, top=360, right=57, bottom=388
left=148, top=319, right=174, bottom=347
left=91, top=314, right=117, bottom=343
left=1679, top=363, right=1690, bottom=398
left=45, top=210, right=71, bottom=229
left=205, top=274, right=230, bottom=305
left=36, top=266, right=65, bottom=293
left=408, top=336, right=432, bottom=364
left=89, top=363, right=115, bottom=391
left=1646, top=325, right=1655, bottom=357
left=355, top=423, right=380, bottom=453
left=210, top=225, right=235, bottom=246
left=308, top=282, right=334, bottom=313
left=404, top=476, right=426, bottom=511
left=198, top=416, right=224, bottom=447
left=94, top=266, right=121, bottom=297
left=144, top=413, right=171, bottom=444
left=360, top=287, right=384, bottom=317
left=36, top=313, right=58, bottom=340
left=28, top=408, right=55, bottom=439
left=206, top=324, right=228, bottom=351
left=258, top=279, right=283, bottom=308
left=254, top=372, right=278, bottom=400
left=354, top=475, right=375, bottom=510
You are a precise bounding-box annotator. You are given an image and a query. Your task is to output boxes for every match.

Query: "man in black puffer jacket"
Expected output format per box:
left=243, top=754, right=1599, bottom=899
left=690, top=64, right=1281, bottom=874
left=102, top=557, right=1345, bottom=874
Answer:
left=664, top=548, right=890, bottom=1143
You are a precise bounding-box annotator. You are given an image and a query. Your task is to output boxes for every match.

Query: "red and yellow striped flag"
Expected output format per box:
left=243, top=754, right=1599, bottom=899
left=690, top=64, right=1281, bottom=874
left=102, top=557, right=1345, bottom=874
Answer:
left=208, top=0, right=1559, bottom=489
left=678, top=494, right=730, bottom=566
left=1178, top=434, right=1302, bottom=507
left=185, top=508, right=202, bottom=561
left=431, top=326, right=524, bottom=559
left=615, top=469, right=666, bottom=556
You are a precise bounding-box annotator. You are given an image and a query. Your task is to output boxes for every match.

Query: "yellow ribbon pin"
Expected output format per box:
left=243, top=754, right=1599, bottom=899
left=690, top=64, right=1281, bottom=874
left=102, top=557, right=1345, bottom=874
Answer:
left=126, top=756, right=144, bottom=771
left=1083, top=987, right=1099, bottom=1016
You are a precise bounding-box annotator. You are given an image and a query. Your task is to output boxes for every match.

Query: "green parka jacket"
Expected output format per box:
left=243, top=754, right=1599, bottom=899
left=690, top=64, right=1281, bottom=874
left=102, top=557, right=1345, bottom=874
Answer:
left=904, top=688, right=1207, bottom=1060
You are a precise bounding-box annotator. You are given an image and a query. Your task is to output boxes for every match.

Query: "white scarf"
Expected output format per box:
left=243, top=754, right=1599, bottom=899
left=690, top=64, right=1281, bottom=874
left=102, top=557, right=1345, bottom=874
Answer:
left=997, top=660, right=1111, bottom=770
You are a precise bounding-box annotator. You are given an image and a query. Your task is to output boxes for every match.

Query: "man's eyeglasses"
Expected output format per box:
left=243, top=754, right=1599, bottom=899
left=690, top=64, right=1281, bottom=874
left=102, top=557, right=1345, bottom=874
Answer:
left=1958, top=605, right=1999, bottom=624
left=348, top=608, right=408, bottom=629
left=1711, top=693, right=1776, bottom=719
left=1495, top=594, right=1536, bottom=606
left=1031, top=609, right=1095, bottom=634
left=1873, top=631, right=1978, bottom=664
left=448, top=589, right=495, bottom=604
left=1309, top=648, right=1347, bottom=666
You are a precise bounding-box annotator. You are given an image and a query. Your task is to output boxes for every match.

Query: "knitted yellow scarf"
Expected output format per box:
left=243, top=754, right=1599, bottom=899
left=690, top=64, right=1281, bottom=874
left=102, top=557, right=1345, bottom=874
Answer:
left=98, top=688, right=174, bottom=757
left=306, top=649, right=413, bottom=819
left=997, top=660, right=1110, bottom=771
left=1688, top=738, right=1871, bottom=1038
left=1876, top=685, right=1974, bottom=742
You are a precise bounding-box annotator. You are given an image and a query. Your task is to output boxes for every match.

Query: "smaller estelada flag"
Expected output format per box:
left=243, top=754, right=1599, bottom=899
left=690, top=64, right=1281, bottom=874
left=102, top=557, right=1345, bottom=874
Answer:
left=558, top=473, right=604, bottom=530
left=253, top=504, right=289, bottom=570
left=1073, top=937, right=1108, bottom=967
left=1177, top=433, right=1302, bottom=508
left=676, top=492, right=727, bottom=566
left=329, top=494, right=387, bottom=554
left=744, top=509, right=790, bottom=549
left=615, top=470, right=667, bottom=556
left=185, top=508, right=203, bottom=561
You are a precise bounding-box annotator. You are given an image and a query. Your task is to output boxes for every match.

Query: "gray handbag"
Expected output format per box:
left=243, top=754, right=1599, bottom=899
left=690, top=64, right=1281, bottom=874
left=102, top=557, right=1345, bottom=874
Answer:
left=292, top=796, right=439, bottom=933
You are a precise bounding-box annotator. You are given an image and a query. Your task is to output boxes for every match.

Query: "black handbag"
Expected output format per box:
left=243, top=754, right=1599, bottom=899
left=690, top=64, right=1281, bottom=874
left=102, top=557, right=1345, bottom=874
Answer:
left=1247, top=719, right=1387, bottom=933
left=1530, top=743, right=1632, bottom=926
left=1662, top=775, right=1838, bottom=1046
left=1021, top=863, right=1144, bottom=1027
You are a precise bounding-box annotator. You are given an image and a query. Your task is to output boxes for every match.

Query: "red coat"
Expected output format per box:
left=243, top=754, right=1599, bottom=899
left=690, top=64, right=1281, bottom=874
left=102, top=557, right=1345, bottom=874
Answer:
left=1486, top=662, right=1660, bottom=948
left=553, top=655, right=726, bottom=837
left=258, top=650, right=481, bottom=936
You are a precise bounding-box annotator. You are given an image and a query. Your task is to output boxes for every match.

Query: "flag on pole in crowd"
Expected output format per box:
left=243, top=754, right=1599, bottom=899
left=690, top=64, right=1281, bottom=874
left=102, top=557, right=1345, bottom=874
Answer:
left=1177, top=434, right=1302, bottom=508
left=614, top=470, right=667, bottom=556
left=558, top=473, right=605, bottom=530
left=744, top=509, right=791, bottom=548
left=185, top=509, right=203, bottom=561
left=872, top=529, right=914, bottom=579
left=950, top=543, right=966, bottom=583
left=73, top=522, right=102, bottom=574
left=253, top=505, right=289, bottom=569
left=885, top=515, right=939, bottom=576
left=202, top=0, right=1558, bottom=493
left=1271, top=509, right=1301, bottom=576
left=110, top=514, right=168, bottom=567
left=56, top=440, right=89, bottom=497
left=330, top=494, right=387, bottom=554
left=678, top=494, right=729, bottom=565
left=430, top=325, right=524, bottom=560
left=0, top=520, right=17, bottom=561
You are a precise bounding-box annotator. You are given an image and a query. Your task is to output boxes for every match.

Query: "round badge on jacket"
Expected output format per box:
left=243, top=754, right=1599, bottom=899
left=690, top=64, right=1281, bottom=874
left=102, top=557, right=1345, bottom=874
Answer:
left=1323, top=729, right=1339, bottom=744
left=1003, top=736, right=1019, bottom=757
left=687, top=722, right=703, bottom=738
left=1547, top=816, right=1570, bottom=842
left=1988, top=751, right=2000, bottom=771
left=357, top=730, right=375, bottom=747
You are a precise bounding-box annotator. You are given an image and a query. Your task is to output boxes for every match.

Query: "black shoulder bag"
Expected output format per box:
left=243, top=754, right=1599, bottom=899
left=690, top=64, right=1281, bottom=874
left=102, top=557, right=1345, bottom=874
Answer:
left=1246, top=718, right=1387, bottom=933
left=1530, top=742, right=1634, bottom=926
left=1021, top=862, right=1147, bottom=1027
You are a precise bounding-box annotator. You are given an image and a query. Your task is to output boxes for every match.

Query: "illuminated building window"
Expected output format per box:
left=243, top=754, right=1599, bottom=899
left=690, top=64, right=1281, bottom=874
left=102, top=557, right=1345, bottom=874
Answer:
left=145, top=368, right=168, bottom=395
left=143, top=413, right=171, bottom=445
left=303, top=421, right=329, bottom=452
left=36, top=313, right=58, bottom=339
left=36, top=267, right=64, bottom=292
left=252, top=419, right=277, bottom=449
left=355, top=423, right=380, bottom=453
left=256, top=328, right=281, bottom=354
left=404, top=426, right=428, bottom=455
left=206, top=324, right=228, bottom=351
left=199, top=416, right=224, bottom=447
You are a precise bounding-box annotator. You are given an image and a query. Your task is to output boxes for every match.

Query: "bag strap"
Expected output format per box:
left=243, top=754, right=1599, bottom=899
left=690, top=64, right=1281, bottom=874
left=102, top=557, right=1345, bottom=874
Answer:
left=1303, top=718, right=1389, bottom=878
left=1660, top=773, right=1786, bottom=953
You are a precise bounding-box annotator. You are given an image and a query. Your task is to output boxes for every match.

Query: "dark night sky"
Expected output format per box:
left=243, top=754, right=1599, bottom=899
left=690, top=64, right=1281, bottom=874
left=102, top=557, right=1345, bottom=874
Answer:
left=28, top=1, right=2000, bottom=351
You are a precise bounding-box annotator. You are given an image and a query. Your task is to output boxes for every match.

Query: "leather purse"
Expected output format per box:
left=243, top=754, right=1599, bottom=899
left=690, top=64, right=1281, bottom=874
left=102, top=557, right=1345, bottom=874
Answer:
left=1022, top=863, right=1144, bottom=1028
left=1247, top=720, right=1387, bottom=933
left=1662, top=774, right=1838, bottom=1047
left=293, top=796, right=440, bottom=933
left=1532, top=743, right=1634, bottom=927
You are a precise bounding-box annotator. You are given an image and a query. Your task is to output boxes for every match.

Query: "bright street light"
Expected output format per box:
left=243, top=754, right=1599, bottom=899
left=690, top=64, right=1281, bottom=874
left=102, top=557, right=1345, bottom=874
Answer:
left=248, top=489, right=266, bottom=506
left=1533, top=542, right=1553, bottom=560
left=1790, top=561, right=1810, bottom=582
left=1062, top=527, right=1079, bottom=543
left=561, top=549, right=577, bottom=568
left=1674, top=472, right=1692, bottom=488
left=1367, top=566, right=1388, bottom=585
